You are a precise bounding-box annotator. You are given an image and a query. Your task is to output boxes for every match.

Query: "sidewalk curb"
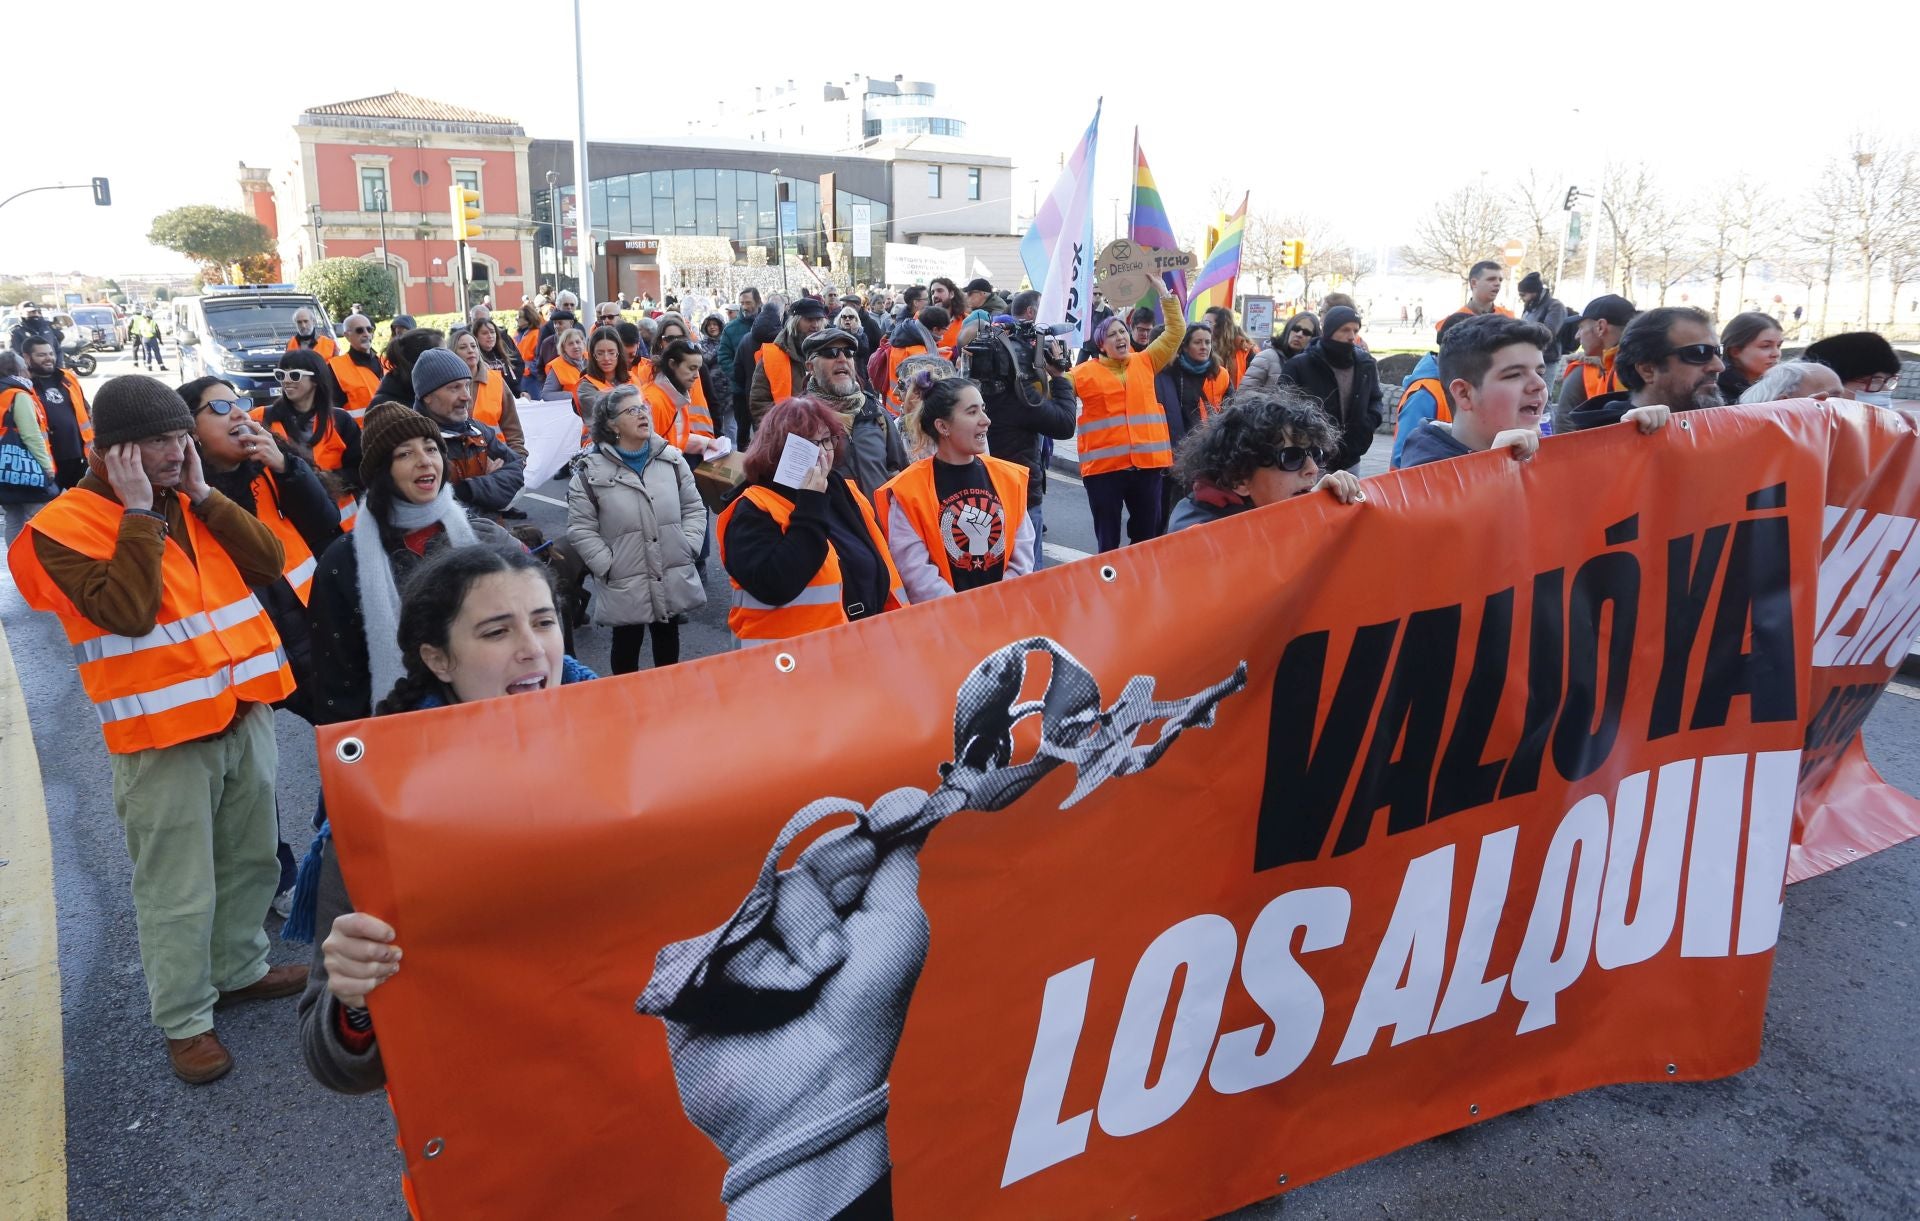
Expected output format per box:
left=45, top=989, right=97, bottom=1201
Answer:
left=0, top=614, right=67, bottom=1221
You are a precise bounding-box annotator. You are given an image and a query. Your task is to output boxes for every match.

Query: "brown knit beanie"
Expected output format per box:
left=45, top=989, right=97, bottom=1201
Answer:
left=358, top=402, right=443, bottom=486
left=90, top=375, right=196, bottom=448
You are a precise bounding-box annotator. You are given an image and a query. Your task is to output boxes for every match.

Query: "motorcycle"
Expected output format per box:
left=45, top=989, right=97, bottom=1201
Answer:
left=61, top=326, right=99, bottom=377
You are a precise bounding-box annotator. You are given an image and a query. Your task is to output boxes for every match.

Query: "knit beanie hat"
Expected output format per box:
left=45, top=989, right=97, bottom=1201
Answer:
left=410, top=348, right=473, bottom=404
left=1320, top=305, right=1362, bottom=339
left=359, top=402, right=442, bottom=486
left=1518, top=271, right=1545, bottom=295
left=91, top=374, right=196, bottom=448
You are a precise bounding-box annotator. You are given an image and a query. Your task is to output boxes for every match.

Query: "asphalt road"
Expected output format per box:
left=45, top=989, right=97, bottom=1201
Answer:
left=5, top=345, right=1919, bottom=1219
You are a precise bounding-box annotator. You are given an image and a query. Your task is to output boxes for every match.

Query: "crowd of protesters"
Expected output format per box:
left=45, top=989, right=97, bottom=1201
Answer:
left=0, top=257, right=1909, bottom=1107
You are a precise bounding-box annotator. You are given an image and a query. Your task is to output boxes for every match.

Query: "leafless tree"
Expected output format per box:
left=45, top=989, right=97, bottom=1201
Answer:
left=1401, top=183, right=1511, bottom=282
left=1814, top=132, right=1920, bottom=325
left=1598, top=163, right=1670, bottom=298
left=1702, top=178, right=1781, bottom=318
left=1512, top=168, right=1574, bottom=286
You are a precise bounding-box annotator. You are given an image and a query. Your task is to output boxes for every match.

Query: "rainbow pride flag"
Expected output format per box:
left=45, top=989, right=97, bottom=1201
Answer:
left=1188, top=193, right=1248, bottom=323
left=1128, top=133, right=1184, bottom=314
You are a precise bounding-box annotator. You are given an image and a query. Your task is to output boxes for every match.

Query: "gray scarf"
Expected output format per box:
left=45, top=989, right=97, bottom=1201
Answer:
left=352, top=481, right=475, bottom=710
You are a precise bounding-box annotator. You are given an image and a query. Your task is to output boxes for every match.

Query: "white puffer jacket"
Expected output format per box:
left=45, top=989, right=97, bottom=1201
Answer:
left=566, top=442, right=708, bottom=626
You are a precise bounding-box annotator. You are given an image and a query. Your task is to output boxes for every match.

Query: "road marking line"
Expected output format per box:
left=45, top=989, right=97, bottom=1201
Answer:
left=1043, top=542, right=1091, bottom=564
left=1050, top=472, right=1083, bottom=486
left=0, top=616, right=68, bottom=1221
left=1888, top=681, right=1919, bottom=701
left=520, top=491, right=569, bottom=509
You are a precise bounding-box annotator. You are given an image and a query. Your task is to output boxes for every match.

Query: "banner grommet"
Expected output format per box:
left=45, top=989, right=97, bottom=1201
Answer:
left=1666, top=1063, right=1678, bottom=1075
left=1276, top=1175, right=1288, bottom=1186
left=1099, top=564, right=1117, bottom=583
left=423, top=1137, right=445, bottom=1159
left=774, top=652, right=797, bottom=673
left=335, top=737, right=365, bottom=764
left=1469, top=1103, right=1480, bottom=1116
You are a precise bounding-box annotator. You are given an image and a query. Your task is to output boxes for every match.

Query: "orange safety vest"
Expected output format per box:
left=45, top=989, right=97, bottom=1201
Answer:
left=516, top=329, right=540, bottom=364
left=1574, top=349, right=1623, bottom=401
left=1229, top=346, right=1250, bottom=388
left=873, top=456, right=1029, bottom=591
left=1440, top=304, right=1515, bottom=330
left=251, top=406, right=358, bottom=528
left=754, top=345, right=796, bottom=403
left=28, top=370, right=92, bottom=445
left=883, top=344, right=928, bottom=414
left=329, top=353, right=382, bottom=420
left=1198, top=367, right=1233, bottom=422
left=2, top=384, right=43, bottom=453
left=1070, top=353, right=1175, bottom=475
left=630, top=357, right=654, bottom=385
left=1401, top=376, right=1452, bottom=424
left=716, top=480, right=904, bottom=641
left=8, top=487, right=294, bottom=753
left=287, top=334, right=339, bottom=360
left=939, top=316, right=963, bottom=356
left=247, top=469, right=318, bottom=605
left=470, top=369, right=508, bottom=431
left=642, top=381, right=714, bottom=451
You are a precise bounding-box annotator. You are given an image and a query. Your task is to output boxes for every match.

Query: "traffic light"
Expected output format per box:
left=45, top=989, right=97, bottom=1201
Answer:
left=91, top=177, right=111, bottom=207
left=450, top=186, right=481, bottom=240
left=1563, top=185, right=1579, bottom=211
left=1282, top=240, right=1307, bottom=269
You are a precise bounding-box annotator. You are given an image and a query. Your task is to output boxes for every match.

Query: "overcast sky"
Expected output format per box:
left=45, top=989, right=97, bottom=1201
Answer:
left=2, top=2, right=1899, bottom=281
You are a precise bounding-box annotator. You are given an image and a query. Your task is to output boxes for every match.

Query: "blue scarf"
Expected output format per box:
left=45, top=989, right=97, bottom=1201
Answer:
left=280, top=655, right=600, bottom=943
left=1176, top=353, right=1217, bottom=378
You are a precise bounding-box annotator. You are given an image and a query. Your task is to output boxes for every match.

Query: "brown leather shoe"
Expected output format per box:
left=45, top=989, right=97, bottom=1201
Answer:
left=216, top=962, right=309, bottom=1008
left=167, top=1031, right=234, bottom=1085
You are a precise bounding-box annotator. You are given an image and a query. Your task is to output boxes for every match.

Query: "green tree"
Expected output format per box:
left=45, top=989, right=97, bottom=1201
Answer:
left=153, top=286, right=172, bottom=302
left=0, top=278, right=35, bottom=306
left=297, top=257, right=399, bottom=321
left=147, top=205, right=274, bottom=276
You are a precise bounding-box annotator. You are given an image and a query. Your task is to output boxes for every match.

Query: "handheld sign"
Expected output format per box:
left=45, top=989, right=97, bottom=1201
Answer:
left=1093, top=239, right=1196, bottom=306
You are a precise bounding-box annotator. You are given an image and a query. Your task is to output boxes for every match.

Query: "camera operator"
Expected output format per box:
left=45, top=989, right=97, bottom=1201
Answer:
left=970, top=290, right=1076, bottom=571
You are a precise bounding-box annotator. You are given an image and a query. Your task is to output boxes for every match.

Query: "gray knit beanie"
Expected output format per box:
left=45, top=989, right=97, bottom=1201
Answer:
left=91, top=375, right=196, bottom=448
left=410, top=348, right=473, bottom=404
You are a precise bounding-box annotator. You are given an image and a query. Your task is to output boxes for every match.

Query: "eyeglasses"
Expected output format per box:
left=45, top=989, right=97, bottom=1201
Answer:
left=195, top=397, right=242, bottom=417
left=1862, top=371, right=1902, bottom=393
left=272, top=368, right=315, bottom=383
left=1662, top=343, right=1723, bottom=366
left=1275, top=445, right=1326, bottom=472
left=809, top=434, right=839, bottom=450
left=348, top=326, right=373, bottom=334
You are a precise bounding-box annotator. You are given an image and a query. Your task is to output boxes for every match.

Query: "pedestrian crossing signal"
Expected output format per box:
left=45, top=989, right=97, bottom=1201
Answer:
left=450, top=187, right=481, bottom=240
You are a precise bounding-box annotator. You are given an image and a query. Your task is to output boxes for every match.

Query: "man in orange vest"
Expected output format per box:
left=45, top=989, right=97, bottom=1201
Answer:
left=328, top=313, right=384, bottom=420
left=286, top=307, right=338, bottom=359
left=1455, top=260, right=1515, bottom=321
left=7, top=375, right=306, bottom=1085
left=22, top=334, right=91, bottom=489
left=1551, top=294, right=1636, bottom=434
left=748, top=296, right=828, bottom=423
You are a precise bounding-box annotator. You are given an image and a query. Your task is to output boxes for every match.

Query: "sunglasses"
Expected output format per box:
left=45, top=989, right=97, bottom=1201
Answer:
left=195, top=397, right=243, bottom=417
left=272, top=368, right=316, bottom=383
left=1276, top=445, right=1326, bottom=472
left=1663, top=343, right=1723, bottom=366
left=1290, top=326, right=1318, bottom=336
left=348, top=325, right=373, bottom=334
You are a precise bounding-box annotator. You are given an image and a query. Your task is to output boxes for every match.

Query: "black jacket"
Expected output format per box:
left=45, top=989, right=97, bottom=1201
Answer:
left=1568, top=389, right=1636, bottom=431
left=1153, top=363, right=1221, bottom=448
left=733, top=306, right=784, bottom=402
left=985, top=372, right=1077, bottom=508
left=260, top=401, right=363, bottom=491
left=9, top=316, right=57, bottom=356
left=206, top=448, right=343, bottom=721
left=370, top=366, right=413, bottom=409
left=308, top=515, right=514, bottom=723
left=1279, top=341, right=1384, bottom=471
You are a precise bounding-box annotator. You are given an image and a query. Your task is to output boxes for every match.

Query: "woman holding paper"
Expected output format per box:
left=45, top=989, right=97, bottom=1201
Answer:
left=567, top=383, right=707, bottom=673
left=717, top=396, right=905, bottom=645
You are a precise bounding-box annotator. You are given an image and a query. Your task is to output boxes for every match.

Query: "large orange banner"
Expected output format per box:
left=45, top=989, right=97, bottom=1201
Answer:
left=319, top=400, right=1920, bottom=1219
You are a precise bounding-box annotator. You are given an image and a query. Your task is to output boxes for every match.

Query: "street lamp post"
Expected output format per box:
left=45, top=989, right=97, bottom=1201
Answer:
left=373, top=187, right=395, bottom=310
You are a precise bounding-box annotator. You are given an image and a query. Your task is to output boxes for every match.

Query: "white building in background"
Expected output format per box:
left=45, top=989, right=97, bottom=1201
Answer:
left=687, top=75, right=967, bottom=149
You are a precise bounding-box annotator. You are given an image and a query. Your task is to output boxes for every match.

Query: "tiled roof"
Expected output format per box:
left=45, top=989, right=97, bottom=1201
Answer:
left=303, top=92, right=517, bottom=126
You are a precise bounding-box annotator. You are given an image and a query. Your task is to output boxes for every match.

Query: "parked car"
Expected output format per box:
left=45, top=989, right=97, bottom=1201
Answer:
left=70, top=304, right=124, bottom=350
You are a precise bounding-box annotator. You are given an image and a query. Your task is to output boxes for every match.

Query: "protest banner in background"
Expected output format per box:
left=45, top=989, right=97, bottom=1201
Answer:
left=319, top=401, right=1920, bottom=1219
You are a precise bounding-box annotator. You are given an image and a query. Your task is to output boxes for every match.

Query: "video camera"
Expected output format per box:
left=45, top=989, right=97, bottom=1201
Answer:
left=964, top=318, right=1074, bottom=406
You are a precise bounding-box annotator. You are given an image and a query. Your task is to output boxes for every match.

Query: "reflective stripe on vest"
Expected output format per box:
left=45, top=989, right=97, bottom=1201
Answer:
left=249, top=469, right=318, bottom=605
left=644, top=382, right=712, bottom=451
left=1070, top=353, right=1175, bottom=475
left=329, top=354, right=382, bottom=419
left=7, top=488, right=294, bottom=753
left=873, top=455, right=1028, bottom=591
left=715, top=480, right=902, bottom=640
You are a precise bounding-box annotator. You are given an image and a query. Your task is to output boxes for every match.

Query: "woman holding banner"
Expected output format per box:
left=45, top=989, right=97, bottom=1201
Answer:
left=717, top=396, right=904, bottom=645
left=298, top=544, right=596, bottom=1127
left=874, top=377, right=1033, bottom=602
left=1166, top=389, right=1364, bottom=533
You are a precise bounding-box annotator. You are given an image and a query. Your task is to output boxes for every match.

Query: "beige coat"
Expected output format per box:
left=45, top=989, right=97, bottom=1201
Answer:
left=565, top=442, right=707, bottom=626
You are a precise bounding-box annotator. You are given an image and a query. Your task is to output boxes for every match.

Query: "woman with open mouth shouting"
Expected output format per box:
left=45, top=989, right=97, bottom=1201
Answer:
left=306, top=403, right=518, bottom=726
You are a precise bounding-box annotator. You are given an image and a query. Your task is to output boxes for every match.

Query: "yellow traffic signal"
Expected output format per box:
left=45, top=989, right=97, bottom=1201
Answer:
left=1283, top=240, right=1308, bottom=269
left=450, top=186, right=481, bottom=241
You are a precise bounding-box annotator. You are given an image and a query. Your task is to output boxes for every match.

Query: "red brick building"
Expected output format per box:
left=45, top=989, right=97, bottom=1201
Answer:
left=271, top=93, right=536, bottom=315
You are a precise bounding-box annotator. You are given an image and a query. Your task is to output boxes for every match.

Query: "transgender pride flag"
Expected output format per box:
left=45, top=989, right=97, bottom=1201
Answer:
left=1128, top=132, right=1185, bottom=317
left=1020, top=99, right=1102, bottom=341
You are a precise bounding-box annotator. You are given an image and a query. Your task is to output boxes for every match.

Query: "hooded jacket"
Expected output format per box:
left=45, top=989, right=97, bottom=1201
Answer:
left=1278, top=339, right=1384, bottom=471
left=566, top=440, right=707, bottom=626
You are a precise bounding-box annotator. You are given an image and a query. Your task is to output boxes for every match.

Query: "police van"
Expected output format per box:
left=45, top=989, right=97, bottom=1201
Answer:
left=173, top=285, right=335, bottom=409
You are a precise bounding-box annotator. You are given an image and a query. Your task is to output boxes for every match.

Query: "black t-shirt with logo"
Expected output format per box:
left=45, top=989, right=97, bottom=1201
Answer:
left=31, top=371, right=84, bottom=464
left=931, top=457, right=1010, bottom=592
